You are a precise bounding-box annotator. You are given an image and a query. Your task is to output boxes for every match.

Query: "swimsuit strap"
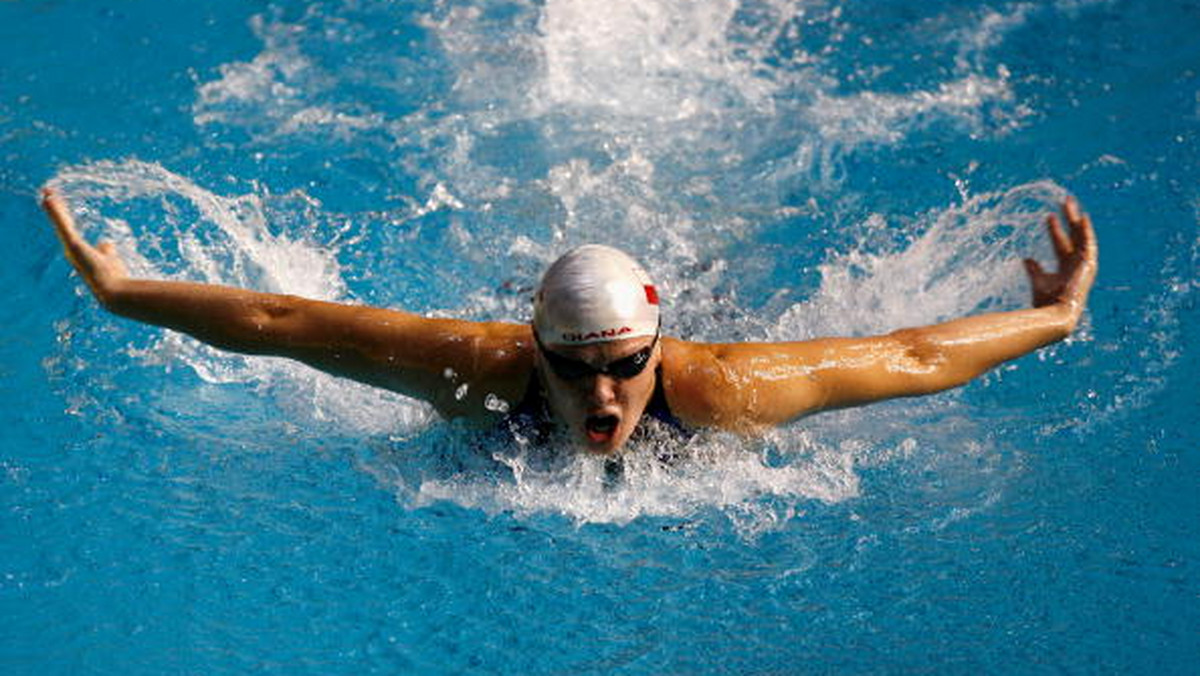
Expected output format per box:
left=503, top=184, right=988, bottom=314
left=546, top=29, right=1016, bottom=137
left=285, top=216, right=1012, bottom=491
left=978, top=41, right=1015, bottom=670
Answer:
left=502, top=373, right=555, bottom=446
left=643, top=366, right=687, bottom=432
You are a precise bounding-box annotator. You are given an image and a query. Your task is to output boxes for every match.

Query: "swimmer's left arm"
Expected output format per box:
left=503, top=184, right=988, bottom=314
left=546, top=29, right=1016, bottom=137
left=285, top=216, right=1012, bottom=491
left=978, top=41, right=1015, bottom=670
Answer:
left=664, top=198, right=1097, bottom=430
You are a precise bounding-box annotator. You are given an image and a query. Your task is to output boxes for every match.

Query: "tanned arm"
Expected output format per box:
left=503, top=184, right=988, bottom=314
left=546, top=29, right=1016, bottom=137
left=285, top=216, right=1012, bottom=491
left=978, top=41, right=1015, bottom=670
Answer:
left=41, top=187, right=533, bottom=419
left=663, top=198, right=1098, bottom=431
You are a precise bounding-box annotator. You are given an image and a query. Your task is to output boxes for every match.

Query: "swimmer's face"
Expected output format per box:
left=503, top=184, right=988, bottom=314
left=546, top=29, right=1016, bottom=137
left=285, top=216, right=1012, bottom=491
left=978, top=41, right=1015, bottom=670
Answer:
left=536, top=334, right=662, bottom=454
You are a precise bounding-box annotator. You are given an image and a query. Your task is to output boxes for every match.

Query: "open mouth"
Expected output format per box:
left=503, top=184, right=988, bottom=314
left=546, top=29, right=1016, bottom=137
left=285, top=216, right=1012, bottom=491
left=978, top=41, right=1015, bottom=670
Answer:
left=584, top=414, right=619, bottom=444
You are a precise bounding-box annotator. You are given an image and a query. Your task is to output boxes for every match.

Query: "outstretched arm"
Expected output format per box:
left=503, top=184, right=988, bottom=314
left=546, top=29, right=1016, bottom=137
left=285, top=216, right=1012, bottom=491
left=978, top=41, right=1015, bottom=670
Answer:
left=664, top=198, right=1098, bottom=431
left=41, top=187, right=533, bottom=418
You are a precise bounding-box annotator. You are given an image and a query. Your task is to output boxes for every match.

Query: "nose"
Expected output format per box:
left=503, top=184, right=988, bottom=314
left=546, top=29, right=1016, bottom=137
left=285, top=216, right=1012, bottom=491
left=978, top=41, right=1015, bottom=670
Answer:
left=584, top=373, right=617, bottom=405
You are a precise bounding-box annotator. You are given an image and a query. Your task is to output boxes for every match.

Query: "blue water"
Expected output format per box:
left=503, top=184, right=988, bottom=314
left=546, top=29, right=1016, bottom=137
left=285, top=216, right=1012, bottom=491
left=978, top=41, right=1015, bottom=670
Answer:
left=3, top=0, right=1198, bottom=673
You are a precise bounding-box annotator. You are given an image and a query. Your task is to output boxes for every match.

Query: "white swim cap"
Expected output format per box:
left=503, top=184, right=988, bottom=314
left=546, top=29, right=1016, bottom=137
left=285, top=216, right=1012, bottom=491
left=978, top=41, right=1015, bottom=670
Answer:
left=533, top=245, right=660, bottom=346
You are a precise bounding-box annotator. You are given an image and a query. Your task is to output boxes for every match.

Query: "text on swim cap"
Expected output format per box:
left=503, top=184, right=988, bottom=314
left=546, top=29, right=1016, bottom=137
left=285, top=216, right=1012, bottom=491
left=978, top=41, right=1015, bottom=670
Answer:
left=561, top=326, right=634, bottom=343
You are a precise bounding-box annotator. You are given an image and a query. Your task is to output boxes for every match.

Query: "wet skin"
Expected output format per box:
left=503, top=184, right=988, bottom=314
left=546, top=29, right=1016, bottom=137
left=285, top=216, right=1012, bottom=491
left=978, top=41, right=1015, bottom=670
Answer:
left=535, top=335, right=662, bottom=454
left=42, top=187, right=1097, bottom=452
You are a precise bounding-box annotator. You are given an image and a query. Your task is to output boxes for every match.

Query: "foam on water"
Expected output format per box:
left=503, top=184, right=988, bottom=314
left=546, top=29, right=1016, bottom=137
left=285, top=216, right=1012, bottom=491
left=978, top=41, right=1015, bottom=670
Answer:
left=407, top=426, right=862, bottom=533
left=46, top=158, right=1063, bottom=532
left=193, top=11, right=391, bottom=142
left=47, top=0, right=1126, bottom=530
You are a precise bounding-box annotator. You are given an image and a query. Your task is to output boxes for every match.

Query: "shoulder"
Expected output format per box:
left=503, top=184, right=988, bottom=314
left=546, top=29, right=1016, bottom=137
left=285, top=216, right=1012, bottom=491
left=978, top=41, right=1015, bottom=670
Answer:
left=433, top=321, right=537, bottom=421
left=657, top=337, right=758, bottom=431
left=346, top=315, right=536, bottom=422
left=657, top=336, right=831, bottom=431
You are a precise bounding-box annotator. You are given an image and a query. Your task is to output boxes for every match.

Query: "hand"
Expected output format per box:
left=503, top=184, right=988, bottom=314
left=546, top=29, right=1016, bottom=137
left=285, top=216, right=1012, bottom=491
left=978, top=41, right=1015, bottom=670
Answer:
left=41, top=186, right=129, bottom=304
left=1023, top=197, right=1097, bottom=321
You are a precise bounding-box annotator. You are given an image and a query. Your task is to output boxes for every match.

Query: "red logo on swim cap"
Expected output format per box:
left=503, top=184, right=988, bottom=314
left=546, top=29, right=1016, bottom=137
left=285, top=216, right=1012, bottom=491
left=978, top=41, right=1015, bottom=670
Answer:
left=644, top=285, right=659, bottom=305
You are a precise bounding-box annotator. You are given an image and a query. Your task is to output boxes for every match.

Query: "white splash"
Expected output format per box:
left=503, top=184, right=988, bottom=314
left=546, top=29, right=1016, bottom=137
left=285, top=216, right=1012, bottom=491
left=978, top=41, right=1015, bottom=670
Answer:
left=193, top=12, right=385, bottom=141
left=411, top=427, right=860, bottom=534
left=536, top=0, right=777, bottom=118
left=48, top=159, right=432, bottom=437
left=776, top=181, right=1066, bottom=340
left=808, top=73, right=1015, bottom=147
left=138, top=0, right=1084, bottom=529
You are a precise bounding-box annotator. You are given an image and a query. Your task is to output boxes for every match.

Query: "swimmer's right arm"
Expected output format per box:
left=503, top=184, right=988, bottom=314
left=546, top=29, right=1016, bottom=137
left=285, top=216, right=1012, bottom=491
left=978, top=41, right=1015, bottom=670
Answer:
left=41, top=188, right=534, bottom=418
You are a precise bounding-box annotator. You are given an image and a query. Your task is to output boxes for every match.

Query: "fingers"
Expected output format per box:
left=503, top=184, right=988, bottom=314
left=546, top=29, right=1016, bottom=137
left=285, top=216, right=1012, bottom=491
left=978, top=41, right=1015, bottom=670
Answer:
left=1023, top=258, right=1054, bottom=307
left=1046, top=213, right=1072, bottom=259
left=40, top=186, right=86, bottom=247
left=40, top=186, right=132, bottom=297
left=41, top=186, right=73, bottom=226
left=1022, top=257, right=1045, bottom=278
left=40, top=187, right=107, bottom=280
left=1028, top=197, right=1097, bottom=311
left=1048, top=197, right=1099, bottom=262
left=1061, top=196, right=1097, bottom=253
left=1072, top=211, right=1096, bottom=256
left=1062, top=196, right=1081, bottom=225
left=40, top=186, right=68, bottom=217
left=1063, top=198, right=1082, bottom=246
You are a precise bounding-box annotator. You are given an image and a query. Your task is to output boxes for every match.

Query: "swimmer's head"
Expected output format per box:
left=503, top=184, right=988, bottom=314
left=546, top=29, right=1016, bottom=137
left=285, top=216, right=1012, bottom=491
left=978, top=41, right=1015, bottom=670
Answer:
left=533, top=245, right=660, bottom=347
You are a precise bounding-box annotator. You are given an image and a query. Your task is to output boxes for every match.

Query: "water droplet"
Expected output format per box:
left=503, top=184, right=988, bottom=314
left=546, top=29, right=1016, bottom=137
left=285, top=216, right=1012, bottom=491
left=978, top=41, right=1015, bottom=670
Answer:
left=484, top=394, right=510, bottom=413
left=455, top=383, right=469, bottom=401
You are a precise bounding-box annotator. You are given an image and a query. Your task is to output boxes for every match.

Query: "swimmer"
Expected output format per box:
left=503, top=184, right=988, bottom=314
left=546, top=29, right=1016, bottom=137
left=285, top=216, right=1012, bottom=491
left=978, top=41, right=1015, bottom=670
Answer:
left=41, top=187, right=1097, bottom=454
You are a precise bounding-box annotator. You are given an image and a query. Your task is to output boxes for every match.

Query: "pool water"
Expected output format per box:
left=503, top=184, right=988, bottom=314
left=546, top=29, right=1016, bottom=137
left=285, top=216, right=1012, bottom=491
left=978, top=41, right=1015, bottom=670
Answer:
left=3, top=0, right=1198, bottom=673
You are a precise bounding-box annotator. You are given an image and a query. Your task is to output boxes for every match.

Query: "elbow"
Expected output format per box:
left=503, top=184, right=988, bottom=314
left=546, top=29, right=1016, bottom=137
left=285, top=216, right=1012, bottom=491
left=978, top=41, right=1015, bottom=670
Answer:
left=887, top=329, right=968, bottom=394
left=889, top=329, right=947, bottom=373
left=204, top=295, right=309, bottom=355
left=249, top=295, right=299, bottom=324
left=237, top=299, right=304, bottom=350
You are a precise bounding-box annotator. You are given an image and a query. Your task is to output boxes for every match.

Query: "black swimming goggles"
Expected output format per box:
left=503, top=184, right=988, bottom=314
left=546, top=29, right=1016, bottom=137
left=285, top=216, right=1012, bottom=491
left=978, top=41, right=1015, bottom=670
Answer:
left=534, top=329, right=659, bottom=381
